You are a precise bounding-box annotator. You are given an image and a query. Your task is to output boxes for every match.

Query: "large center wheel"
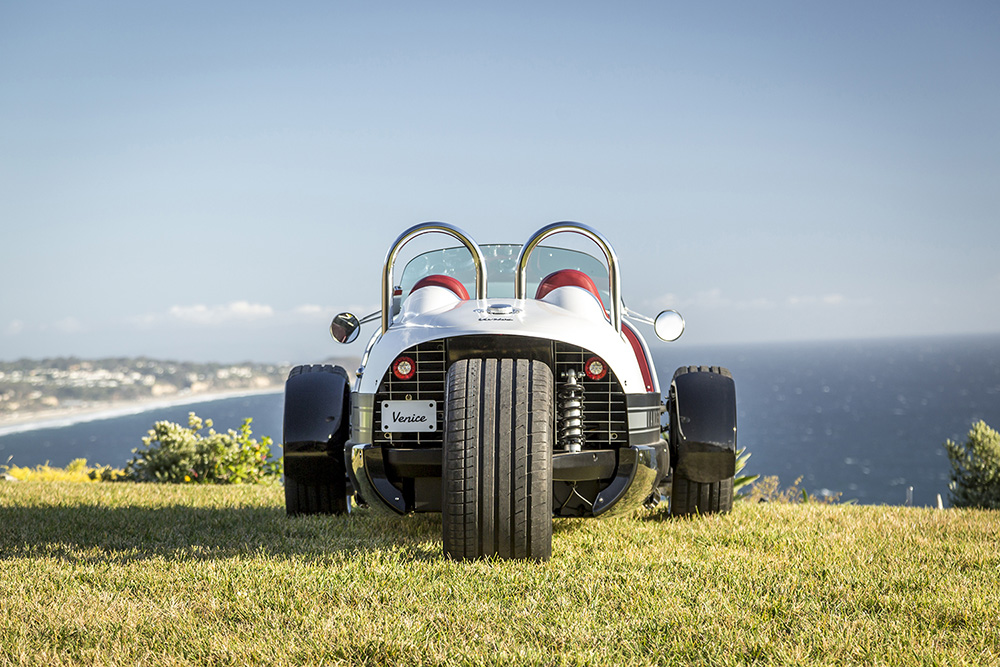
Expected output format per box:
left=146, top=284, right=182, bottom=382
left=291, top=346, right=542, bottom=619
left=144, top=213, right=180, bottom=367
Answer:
left=442, top=358, right=553, bottom=561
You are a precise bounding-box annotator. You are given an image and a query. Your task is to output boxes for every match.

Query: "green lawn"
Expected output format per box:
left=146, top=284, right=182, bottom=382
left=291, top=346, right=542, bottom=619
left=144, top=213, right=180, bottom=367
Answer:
left=1, top=482, right=997, bottom=666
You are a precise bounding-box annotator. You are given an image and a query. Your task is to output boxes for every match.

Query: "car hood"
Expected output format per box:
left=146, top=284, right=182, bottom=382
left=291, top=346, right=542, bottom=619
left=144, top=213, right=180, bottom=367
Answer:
left=357, top=298, right=656, bottom=395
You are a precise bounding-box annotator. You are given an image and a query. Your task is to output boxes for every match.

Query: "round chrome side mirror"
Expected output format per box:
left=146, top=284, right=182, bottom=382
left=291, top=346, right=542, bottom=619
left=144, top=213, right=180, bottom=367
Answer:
left=653, top=309, right=685, bottom=342
left=330, top=312, right=361, bottom=344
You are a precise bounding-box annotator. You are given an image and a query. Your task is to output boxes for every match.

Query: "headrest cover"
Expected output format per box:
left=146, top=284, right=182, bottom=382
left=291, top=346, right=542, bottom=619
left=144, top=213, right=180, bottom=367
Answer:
left=535, top=269, right=604, bottom=308
left=410, top=274, right=470, bottom=300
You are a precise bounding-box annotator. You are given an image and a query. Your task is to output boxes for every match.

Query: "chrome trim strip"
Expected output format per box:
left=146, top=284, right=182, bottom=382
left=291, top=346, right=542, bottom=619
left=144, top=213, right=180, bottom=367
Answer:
left=351, top=392, right=374, bottom=445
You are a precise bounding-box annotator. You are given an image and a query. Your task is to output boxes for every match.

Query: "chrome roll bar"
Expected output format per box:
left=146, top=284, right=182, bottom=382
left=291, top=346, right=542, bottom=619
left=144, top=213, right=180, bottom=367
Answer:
left=381, top=222, right=487, bottom=334
left=514, top=221, right=622, bottom=334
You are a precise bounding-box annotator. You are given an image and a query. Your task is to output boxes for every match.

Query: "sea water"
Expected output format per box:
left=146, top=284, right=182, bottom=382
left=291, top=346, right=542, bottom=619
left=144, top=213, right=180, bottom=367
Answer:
left=2, top=335, right=998, bottom=506
left=652, top=335, right=1000, bottom=506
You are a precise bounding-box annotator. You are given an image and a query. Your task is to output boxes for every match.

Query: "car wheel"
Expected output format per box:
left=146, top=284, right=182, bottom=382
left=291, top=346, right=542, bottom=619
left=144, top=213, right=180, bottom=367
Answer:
left=285, top=471, right=347, bottom=515
left=670, top=474, right=734, bottom=516
left=283, top=364, right=349, bottom=516
left=442, top=358, right=553, bottom=560
left=669, top=365, right=735, bottom=516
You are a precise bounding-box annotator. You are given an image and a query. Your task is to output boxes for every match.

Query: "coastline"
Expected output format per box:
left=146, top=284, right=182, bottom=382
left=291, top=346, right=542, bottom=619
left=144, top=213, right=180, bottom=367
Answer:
left=0, top=387, right=284, bottom=438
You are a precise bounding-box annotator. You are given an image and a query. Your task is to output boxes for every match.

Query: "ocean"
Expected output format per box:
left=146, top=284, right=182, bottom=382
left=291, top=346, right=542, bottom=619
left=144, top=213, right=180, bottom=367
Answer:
left=2, top=335, right=998, bottom=507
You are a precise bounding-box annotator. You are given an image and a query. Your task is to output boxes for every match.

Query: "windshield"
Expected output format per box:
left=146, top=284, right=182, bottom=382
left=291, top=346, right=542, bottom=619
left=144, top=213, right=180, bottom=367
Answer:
left=399, top=244, right=610, bottom=302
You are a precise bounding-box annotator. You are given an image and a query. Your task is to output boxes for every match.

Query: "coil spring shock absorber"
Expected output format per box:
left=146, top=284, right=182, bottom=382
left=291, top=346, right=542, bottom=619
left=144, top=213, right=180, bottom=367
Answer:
left=558, top=368, right=585, bottom=452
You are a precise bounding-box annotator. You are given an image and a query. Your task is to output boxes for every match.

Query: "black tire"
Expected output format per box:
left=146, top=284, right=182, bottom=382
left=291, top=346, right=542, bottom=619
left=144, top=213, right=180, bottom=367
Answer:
left=442, top=358, right=553, bottom=561
left=284, top=364, right=349, bottom=516
left=669, top=365, right=735, bottom=516
left=285, top=470, right=347, bottom=516
left=670, top=475, right=734, bottom=516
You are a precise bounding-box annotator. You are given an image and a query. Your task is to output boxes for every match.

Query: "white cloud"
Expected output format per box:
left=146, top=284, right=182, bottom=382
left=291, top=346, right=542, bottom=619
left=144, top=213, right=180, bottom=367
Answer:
left=650, top=289, right=775, bottom=311
left=53, top=317, right=84, bottom=333
left=292, top=304, right=325, bottom=317
left=168, top=301, right=275, bottom=325
left=128, top=313, right=159, bottom=328
left=652, top=290, right=861, bottom=313
left=787, top=293, right=849, bottom=307
left=689, top=288, right=730, bottom=308
left=128, top=302, right=344, bottom=330
left=745, top=297, right=777, bottom=309
left=4, top=320, right=24, bottom=336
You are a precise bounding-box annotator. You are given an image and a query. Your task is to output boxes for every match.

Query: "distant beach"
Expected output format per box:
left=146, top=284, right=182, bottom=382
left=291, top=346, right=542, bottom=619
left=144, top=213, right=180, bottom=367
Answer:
left=0, top=388, right=284, bottom=438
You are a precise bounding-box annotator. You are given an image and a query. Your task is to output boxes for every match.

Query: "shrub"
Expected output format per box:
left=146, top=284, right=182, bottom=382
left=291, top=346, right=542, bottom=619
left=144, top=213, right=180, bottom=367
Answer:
left=741, top=475, right=844, bottom=504
left=734, top=446, right=759, bottom=494
left=89, top=463, right=128, bottom=482
left=125, top=412, right=282, bottom=484
left=945, top=420, right=1000, bottom=509
left=1, top=458, right=125, bottom=483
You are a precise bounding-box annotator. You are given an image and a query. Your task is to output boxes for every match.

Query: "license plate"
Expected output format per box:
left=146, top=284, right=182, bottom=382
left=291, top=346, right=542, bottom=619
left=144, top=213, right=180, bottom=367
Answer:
left=381, top=400, right=438, bottom=432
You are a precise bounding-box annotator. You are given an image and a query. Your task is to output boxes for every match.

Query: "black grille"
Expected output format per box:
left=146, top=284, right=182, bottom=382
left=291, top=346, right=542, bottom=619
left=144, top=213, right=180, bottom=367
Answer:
left=373, top=341, right=446, bottom=448
left=373, top=340, right=628, bottom=450
left=554, top=342, right=629, bottom=447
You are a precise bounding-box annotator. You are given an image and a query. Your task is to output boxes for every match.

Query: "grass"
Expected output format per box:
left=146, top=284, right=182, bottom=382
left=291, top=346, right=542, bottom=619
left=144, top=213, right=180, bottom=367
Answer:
left=0, top=482, right=997, bottom=666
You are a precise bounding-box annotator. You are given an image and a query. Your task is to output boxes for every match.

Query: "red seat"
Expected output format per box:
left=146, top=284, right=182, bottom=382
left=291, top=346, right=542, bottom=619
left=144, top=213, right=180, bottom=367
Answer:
left=534, top=269, right=604, bottom=309
left=410, top=274, right=470, bottom=300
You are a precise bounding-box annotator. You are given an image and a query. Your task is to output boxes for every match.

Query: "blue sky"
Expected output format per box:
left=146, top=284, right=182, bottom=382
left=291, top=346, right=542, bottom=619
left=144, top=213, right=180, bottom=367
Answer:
left=2, top=1, right=998, bottom=363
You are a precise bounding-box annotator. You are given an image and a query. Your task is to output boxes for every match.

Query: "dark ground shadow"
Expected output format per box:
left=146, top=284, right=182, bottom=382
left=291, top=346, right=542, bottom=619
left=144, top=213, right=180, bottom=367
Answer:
left=1, top=487, right=618, bottom=563
left=0, top=502, right=447, bottom=563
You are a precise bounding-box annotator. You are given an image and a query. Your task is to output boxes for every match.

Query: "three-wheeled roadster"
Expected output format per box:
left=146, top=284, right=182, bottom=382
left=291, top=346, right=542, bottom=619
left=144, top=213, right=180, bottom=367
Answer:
left=283, top=221, right=737, bottom=560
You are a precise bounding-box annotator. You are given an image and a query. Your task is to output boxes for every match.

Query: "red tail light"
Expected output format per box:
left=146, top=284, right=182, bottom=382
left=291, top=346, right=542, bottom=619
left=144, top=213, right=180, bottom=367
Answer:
left=393, top=356, right=416, bottom=380
left=584, top=357, right=607, bottom=380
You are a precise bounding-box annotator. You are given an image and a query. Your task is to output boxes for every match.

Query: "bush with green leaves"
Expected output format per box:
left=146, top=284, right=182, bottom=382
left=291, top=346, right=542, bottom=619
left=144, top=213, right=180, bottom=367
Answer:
left=126, top=412, right=282, bottom=484
left=740, top=475, right=846, bottom=504
left=734, top=446, right=759, bottom=494
left=2, top=458, right=125, bottom=483
left=945, top=420, right=1000, bottom=509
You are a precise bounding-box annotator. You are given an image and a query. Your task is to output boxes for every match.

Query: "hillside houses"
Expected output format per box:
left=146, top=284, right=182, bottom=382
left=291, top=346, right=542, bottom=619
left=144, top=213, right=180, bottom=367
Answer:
left=0, top=358, right=288, bottom=416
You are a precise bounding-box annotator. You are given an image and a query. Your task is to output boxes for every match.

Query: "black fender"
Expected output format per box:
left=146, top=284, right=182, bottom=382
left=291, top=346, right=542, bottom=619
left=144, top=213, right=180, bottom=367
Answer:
left=283, top=365, right=351, bottom=485
left=670, top=366, right=737, bottom=483
left=283, top=364, right=350, bottom=449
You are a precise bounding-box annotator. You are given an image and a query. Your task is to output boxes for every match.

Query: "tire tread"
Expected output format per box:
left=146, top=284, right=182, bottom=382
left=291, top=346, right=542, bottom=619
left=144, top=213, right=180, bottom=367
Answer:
left=443, top=358, right=552, bottom=560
